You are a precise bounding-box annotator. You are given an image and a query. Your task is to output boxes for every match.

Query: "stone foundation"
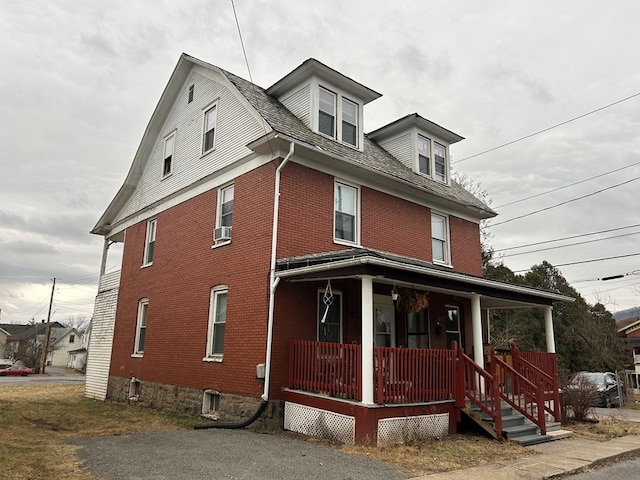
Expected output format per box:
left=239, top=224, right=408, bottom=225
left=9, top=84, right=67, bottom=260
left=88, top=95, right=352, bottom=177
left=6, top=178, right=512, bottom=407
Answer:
left=107, top=376, right=283, bottom=430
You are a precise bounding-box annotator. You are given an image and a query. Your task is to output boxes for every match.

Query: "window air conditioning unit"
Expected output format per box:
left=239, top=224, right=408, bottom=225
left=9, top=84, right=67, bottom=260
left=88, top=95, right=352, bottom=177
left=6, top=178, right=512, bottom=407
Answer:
left=214, top=225, right=232, bottom=242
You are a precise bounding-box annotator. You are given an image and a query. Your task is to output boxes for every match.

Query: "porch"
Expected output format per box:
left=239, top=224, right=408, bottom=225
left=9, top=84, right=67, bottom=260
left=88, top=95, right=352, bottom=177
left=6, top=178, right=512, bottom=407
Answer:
left=285, top=340, right=562, bottom=445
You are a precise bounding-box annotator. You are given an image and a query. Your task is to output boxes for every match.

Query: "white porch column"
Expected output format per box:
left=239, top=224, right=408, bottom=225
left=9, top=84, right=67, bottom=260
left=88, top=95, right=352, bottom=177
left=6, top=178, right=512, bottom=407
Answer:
left=544, top=305, right=556, bottom=353
left=361, top=275, right=374, bottom=405
left=471, top=294, right=484, bottom=369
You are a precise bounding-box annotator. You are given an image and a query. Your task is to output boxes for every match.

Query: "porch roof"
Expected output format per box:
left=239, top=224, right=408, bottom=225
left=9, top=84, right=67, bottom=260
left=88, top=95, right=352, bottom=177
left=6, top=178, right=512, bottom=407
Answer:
left=276, top=248, right=574, bottom=309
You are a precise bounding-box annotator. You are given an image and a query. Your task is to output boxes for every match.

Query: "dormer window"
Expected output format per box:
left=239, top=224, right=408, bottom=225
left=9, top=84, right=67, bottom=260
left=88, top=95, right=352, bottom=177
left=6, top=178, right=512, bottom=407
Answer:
left=317, top=86, right=360, bottom=148
left=417, top=134, right=448, bottom=183
left=319, top=87, right=336, bottom=137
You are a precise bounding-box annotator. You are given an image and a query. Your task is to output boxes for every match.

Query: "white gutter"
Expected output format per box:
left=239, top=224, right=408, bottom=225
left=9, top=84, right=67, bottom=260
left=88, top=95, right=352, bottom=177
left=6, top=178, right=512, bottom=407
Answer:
left=274, top=256, right=574, bottom=304
left=262, top=141, right=295, bottom=402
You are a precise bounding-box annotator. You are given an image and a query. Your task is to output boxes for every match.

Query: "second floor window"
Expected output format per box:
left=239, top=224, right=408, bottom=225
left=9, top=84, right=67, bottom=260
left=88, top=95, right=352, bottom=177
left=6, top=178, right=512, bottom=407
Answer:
left=214, top=184, right=234, bottom=244
left=203, top=104, right=217, bottom=153
left=163, top=133, right=175, bottom=177
left=206, top=287, right=227, bottom=358
left=334, top=181, right=358, bottom=244
left=143, top=219, right=157, bottom=266
left=431, top=213, right=449, bottom=264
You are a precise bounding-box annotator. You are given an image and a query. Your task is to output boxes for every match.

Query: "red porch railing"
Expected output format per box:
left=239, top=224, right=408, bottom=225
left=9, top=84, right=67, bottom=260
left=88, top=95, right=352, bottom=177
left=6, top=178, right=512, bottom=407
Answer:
left=289, top=340, right=362, bottom=401
left=373, top=347, right=456, bottom=404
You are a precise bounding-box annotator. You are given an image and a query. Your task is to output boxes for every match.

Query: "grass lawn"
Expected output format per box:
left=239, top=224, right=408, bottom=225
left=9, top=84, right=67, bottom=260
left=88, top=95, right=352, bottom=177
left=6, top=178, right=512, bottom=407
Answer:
left=3, top=383, right=640, bottom=479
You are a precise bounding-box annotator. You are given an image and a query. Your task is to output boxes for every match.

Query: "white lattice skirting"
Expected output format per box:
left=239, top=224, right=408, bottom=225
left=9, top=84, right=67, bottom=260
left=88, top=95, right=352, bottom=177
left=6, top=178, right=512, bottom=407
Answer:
left=377, top=413, right=449, bottom=445
left=284, top=402, right=355, bottom=444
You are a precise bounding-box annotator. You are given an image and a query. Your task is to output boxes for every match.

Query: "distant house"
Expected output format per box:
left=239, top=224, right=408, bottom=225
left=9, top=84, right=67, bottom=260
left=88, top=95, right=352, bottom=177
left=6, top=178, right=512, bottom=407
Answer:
left=618, top=318, right=640, bottom=392
left=88, top=54, right=573, bottom=445
left=3, top=321, right=65, bottom=365
left=67, top=323, right=91, bottom=370
left=46, top=327, right=81, bottom=367
left=0, top=326, right=10, bottom=359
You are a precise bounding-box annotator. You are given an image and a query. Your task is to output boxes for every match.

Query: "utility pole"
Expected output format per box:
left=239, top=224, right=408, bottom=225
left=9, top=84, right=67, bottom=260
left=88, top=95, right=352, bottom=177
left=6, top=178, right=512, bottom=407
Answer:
left=39, top=278, right=56, bottom=374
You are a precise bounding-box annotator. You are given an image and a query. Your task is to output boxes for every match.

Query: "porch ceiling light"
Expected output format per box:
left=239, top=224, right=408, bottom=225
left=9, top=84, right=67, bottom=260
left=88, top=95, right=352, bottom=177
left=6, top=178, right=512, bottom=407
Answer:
left=391, top=285, right=399, bottom=302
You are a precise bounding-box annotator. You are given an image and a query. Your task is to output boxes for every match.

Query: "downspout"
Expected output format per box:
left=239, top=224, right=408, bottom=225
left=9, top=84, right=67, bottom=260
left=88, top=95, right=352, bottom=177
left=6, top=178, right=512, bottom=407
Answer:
left=195, top=141, right=294, bottom=430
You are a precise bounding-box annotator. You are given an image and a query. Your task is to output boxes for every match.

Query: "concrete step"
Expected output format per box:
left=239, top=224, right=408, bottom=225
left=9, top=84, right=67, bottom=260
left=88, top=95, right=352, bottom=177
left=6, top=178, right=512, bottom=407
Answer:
left=503, top=423, right=539, bottom=439
left=509, top=433, right=554, bottom=446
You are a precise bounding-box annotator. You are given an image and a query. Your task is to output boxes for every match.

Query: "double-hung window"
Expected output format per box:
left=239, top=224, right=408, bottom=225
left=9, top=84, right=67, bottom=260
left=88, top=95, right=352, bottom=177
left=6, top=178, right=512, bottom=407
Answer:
left=143, top=219, right=157, bottom=266
left=206, top=287, right=227, bottom=359
left=134, top=298, right=148, bottom=356
left=318, top=87, right=336, bottom=137
left=334, top=181, right=358, bottom=244
left=431, top=213, right=449, bottom=264
left=318, top=290, right=342, bottom=343
left=342, top=98, right=358, bottom=146
left=163, top=132, right=175, bottom=177
left=418, top=135, right=431, bottom=176
left=214, top=184, right=234, bottom=244
left=417, top=135, right=448, bottom=183
left=203, top=104, right=217, bottom=153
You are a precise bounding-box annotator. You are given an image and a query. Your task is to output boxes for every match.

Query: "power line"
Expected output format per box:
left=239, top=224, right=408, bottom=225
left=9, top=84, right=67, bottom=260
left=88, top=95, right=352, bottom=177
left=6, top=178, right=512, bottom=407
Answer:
left=491, top=175, right=640, bottom=227
left=494, top=223, right=640, bottom=253
left=512, top=252, right=640, bottom=273
left=501, top=230, right=640, bottom=258
left=453, top=91, right=640, bottom=164
left=495, top=160, right=640, bottom=209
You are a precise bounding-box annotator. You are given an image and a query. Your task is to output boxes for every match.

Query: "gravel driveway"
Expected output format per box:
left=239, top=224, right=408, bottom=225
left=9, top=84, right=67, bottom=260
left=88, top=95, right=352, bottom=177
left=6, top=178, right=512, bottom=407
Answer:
left=73, top=429, right=404, bottom=480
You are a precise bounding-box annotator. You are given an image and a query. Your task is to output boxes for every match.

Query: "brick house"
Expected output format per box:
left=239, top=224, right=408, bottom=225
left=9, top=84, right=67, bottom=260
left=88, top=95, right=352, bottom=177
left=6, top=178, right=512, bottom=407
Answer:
left=87, top=54, right=572, bottom=445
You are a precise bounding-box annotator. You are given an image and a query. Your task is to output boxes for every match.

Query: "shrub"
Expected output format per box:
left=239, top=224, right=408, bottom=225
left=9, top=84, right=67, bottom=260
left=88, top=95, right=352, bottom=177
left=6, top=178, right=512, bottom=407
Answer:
left=563, top=373, right=599, bottom=421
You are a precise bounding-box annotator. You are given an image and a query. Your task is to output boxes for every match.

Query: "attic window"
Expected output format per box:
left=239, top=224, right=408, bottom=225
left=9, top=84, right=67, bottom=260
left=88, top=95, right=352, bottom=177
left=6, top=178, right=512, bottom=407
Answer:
left=417, top=135, right=448, bottom=183
left=203, top=104, right=218, bottom=153
left=319, top=87, right=336, bottom=137
left=163, top=132, right=175, bottom=177
left=188, top=84, right=194, bottom=103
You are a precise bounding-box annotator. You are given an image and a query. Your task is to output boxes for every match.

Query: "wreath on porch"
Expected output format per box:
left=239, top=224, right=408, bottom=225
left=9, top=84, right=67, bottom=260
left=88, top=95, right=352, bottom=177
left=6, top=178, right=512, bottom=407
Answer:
left=397, top=288, right=429, bottom=313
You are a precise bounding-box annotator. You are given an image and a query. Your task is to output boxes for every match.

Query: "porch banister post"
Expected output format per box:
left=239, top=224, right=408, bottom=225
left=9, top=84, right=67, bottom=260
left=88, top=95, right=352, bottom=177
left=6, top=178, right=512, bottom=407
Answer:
left=544, top=305, right=556, bottom=353
left=471, top=294, right=484, bottom=369
left=361, top=275, right=374, bottom=405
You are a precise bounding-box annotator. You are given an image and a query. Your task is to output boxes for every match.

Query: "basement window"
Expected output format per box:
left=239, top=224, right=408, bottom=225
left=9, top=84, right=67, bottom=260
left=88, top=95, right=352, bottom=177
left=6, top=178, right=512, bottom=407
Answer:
left=202, top=390, right=220, bottom=419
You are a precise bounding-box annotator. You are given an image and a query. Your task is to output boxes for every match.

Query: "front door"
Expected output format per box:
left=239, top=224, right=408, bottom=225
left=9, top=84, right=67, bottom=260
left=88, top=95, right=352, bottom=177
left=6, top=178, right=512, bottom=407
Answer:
left=374, top=294, right=395, bottom=347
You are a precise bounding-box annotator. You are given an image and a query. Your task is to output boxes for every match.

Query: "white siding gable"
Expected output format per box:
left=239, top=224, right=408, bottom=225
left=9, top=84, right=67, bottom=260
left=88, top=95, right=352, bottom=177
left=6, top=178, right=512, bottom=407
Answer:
left=377, top=131, right=413, bottom=169
left=114, top=66, right=267, bottom=224
left=280, top=84, right=311, bottom=127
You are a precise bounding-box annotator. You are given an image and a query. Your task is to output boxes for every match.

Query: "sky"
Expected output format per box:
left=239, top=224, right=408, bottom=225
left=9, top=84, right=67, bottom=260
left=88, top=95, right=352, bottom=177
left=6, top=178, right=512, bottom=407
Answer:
left=1, top=0, right=639, bottom=325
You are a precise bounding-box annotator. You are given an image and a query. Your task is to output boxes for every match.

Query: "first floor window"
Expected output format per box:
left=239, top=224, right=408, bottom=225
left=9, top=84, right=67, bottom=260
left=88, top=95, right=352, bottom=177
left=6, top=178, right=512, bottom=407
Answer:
left=203, top=104, right=217, bottom=153
left=431, top=213, right=448, bottom=263
left=318, top=290, right=342, bottom=343
left=334, top=181, right=358, bottom=243
left=206, top=287, right=228, bottom=357
left=143, top=218, right=157, bottom=266
left=134, top=299, right=149, bottom=355
left=319, top=87, right=336, bottom=137
left=407, top=310, right=430, bottom=348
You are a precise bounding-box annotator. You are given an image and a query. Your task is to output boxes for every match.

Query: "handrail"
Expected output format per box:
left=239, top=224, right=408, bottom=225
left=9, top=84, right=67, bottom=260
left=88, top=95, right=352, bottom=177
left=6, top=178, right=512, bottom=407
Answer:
left=459, top=350, right=502, bottom=439
left=493, top=354, right=546, bottom=435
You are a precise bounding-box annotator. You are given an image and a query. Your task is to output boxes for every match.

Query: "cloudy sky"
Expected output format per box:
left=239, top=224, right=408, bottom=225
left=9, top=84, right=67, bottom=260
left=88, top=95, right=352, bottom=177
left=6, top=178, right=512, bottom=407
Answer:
left=1, top=0, right=639, bottom=325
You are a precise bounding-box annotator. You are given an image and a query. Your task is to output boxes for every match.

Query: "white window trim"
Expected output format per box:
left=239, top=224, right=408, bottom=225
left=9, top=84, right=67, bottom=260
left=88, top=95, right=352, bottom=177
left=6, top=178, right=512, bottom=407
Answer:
left=431, top=212, right=451, bottom=266
left=204, top=286, right=228, bottom=361
left=317, top=289, right=343, bottom=343
left=213, top=183, right=234, bottom=247
left=162, top=131, right=176, bottom=179
left=416, top=133, right=450, bottom=184
left=333, top=180, right=361, bottom=246
left=316, top=85, right=362, bottom=150
left=142, top=218, right=157, bottom=267
left=133, top=298, right=149, bottom=356
left=201, top=100, right=219, bottom=156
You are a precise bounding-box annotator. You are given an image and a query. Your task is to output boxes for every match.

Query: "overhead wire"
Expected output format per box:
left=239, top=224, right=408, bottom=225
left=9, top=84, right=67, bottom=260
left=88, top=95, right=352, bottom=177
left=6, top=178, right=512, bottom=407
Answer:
left=453, top=91, right=640, bottom=164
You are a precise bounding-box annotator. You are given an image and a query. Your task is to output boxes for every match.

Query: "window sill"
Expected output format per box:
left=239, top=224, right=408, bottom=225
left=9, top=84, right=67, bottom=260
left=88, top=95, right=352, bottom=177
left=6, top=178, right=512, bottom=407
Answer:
left=432, top=260, right=453, bottom=268
left=333, top=239, right=360, bottom=248
left=200, top=147, right=216, bottom=159
left=141, top=263, right=153, bottom=269
left=211, top=240, right=231, bottom=249
left=131, top=353, right=144, bottom=358
left=203, top=356, right=223, bottom=363
left=161, top=172, right=173, bottom=180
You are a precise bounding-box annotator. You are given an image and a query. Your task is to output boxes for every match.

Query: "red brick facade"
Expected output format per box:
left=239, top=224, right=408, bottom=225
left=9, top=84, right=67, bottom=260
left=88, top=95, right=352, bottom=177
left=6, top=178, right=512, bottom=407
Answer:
left=110, top=159, right=485, bottom=400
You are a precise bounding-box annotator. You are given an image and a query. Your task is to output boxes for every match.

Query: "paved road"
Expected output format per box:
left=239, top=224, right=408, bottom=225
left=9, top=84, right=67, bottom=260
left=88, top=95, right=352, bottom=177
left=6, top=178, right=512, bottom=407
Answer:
left=74, top=429, right=404, bottom=480
left=568, top=455, right=640, bottom=478
left=0, top=366, right=85, bottom=385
